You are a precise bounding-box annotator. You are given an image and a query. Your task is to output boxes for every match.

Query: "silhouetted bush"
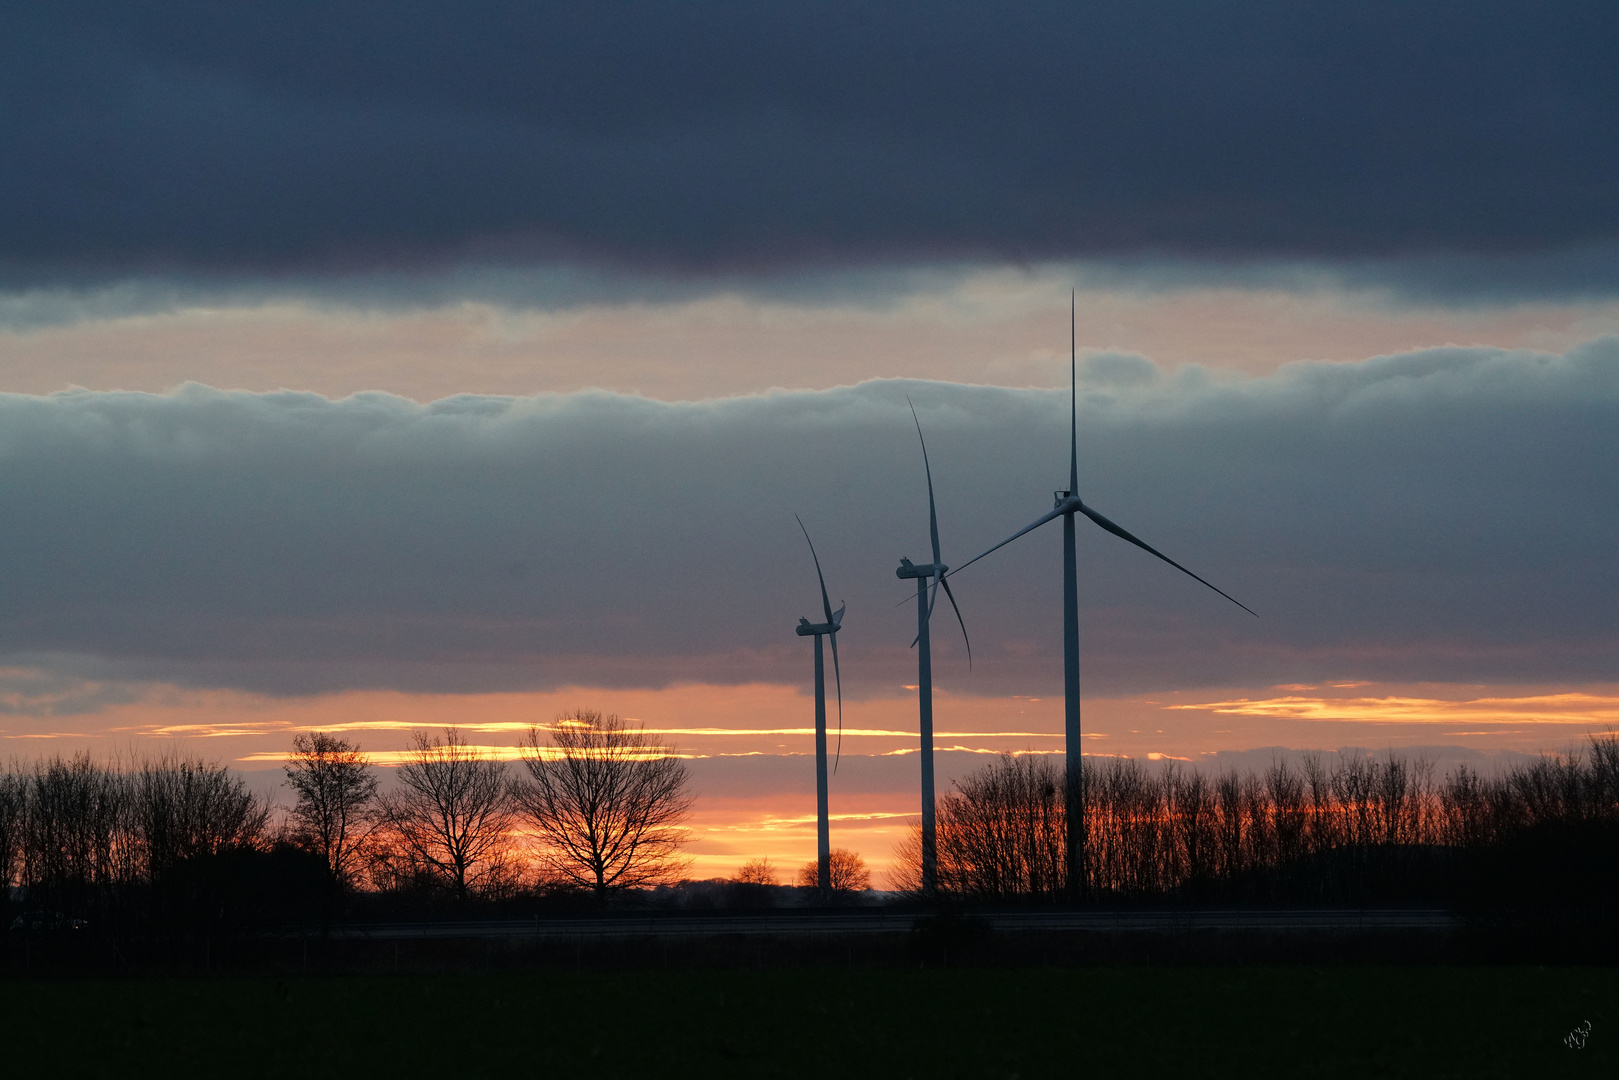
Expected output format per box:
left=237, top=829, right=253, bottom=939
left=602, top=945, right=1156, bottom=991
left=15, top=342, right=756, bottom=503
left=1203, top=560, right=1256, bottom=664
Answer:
left=151, top=842, right=328, bottom=931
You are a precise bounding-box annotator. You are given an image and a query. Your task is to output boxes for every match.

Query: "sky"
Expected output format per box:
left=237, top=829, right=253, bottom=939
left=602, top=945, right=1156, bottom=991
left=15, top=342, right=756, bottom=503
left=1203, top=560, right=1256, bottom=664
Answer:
left=3, top=2, right=1618, bottom=884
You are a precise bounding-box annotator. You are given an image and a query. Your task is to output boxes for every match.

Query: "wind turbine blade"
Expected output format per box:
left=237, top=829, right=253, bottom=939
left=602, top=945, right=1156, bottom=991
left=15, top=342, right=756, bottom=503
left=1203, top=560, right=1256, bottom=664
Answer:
left=939, top=575, right=972, bottom=669
left=1069, top=289, right=1078, bottom=496
left=908, top=397, right=943, bottom=567
left=829, top=629, right=844, bottom=772
left=795, top=513, right=836, bottom=625
left=945, top=504, right=1066, bottom=581
left=1077, top=503, right=1258, bottom=617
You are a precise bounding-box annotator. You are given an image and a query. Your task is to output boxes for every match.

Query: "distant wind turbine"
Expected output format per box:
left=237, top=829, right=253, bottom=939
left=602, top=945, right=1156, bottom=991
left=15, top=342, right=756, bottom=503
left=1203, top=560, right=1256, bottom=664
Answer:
left=896, top=402, right=971, bottom=898
left=794, top=514, right=844, bottom=900
left=945, top=293, right=1255, bottom=896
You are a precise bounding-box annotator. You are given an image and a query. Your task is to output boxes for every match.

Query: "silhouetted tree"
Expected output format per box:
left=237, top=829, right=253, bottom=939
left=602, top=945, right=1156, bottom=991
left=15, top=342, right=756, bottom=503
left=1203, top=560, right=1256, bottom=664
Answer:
left=0, top=766, right=22, bottom=913
left=945, top=754, right=1065, bottom=901
left=514, top=710, right=692, bottom=901
left=892, top=754, right=1064, bottom=900
left=890, top=827, right=924, bottom=894
left=1266, top=758, right=1308, bottom=867
left=892, top=749, right=1480, bottom=902
left=1167, top=764, right=1213, bottom=886
left=721, top=858, right=781, bottom=908
left=1301, top=752, right=1335, bottom=854
left=798, top=849, right=869, bottom=892
left=832, top=849, right=870, bottom=892
left=136, top=754, right=269, bottom=878
left=1439, top=764, right=1492, bottom=848
left=735, top=858, right=778, bottom=885
left=283, top=732, right=379, bottom=889
left=377, top=729, right=516, bottom=901
left=19, top=752, right=139, bottom=917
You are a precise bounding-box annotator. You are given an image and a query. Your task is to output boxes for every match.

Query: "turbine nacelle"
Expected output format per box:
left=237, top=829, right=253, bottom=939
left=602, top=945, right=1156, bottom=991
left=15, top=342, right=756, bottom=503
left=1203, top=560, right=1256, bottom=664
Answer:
left=896, top=556, right=948, bottom=580
left=1053, top=490, right=1083, bottom=512
left=796, top=616, right=842, bottom=636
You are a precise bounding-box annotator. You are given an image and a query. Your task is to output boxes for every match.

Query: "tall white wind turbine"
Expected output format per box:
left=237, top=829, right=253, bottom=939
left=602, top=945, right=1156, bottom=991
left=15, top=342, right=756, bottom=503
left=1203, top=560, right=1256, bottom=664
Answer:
left=896, top=403, right=971, bottom=898
left=945, top=293, right=1255, bottom=896
left=794, top=515, right=844, bottom=899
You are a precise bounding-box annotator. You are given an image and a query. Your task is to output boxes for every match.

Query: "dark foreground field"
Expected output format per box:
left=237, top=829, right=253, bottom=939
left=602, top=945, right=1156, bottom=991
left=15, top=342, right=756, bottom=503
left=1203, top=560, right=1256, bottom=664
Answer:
left=2, top=965, right=1612, bottom=1079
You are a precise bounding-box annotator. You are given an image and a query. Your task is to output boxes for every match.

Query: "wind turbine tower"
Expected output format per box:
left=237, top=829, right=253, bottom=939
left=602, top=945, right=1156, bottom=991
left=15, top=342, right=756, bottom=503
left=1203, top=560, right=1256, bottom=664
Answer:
left=794, top=516, right=843, bottom=899
left=947, top=294, right=1255, bottom=896
left=896, top=404, right=971, bottom=898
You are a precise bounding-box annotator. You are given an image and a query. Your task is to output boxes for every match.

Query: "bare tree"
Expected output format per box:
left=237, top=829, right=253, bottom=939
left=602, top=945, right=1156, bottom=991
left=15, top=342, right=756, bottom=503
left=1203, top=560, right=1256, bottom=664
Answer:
left=735, top=858, right=778, bottom=885
left=513, top=710, right=693, bottom=901
left=22, top=752, right=141, bottom=915
left=283, top=732, right=379, bottom=888
left=377, top=729, right=516, bottom=901
left=891, top=754, right=1065, bottom=900
left=1301, top=752, right=1335, bottom=854
left=1439, top=764, right=1491, bottom=848
left=1265, top=758, right=1307, bottom=867
left=890, top=825, right=924, bottom=894
left=136, top=754, right=269, bottom=876
left=797, top=848, right=869, bottom=892
left=0, top=766, right=23, bottom=899
left=946, top=754, right=1065, bottom=901
left=1168, top=765, right=1213, bottom=886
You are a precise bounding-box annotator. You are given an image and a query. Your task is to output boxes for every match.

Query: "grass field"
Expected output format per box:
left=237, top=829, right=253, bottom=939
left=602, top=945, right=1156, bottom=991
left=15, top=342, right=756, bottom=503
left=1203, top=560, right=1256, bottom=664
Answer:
left=2, top=965, right=1613, bottom=1078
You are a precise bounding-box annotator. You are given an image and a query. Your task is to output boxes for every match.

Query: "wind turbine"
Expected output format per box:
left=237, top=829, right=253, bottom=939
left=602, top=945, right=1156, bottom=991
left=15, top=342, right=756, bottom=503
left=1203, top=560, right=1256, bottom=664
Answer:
left=945, top=293, right=1255, bottom=897
left=896, top=402, right=971, bottom=898
left=794, top=515, right=843, bottom=899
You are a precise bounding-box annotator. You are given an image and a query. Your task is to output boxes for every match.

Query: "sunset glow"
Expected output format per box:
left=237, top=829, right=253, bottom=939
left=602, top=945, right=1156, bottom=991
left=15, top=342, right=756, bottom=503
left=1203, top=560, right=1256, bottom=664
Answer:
left=8, top=675, right=1617, bottom=885
left=1170, top=692, right=1619, bottom=727
left=4, top=4, right=1617, bottom=911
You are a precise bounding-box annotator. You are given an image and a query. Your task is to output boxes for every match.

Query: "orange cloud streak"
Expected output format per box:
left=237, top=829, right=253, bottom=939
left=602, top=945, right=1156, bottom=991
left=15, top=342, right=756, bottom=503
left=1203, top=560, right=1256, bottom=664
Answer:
left=1170, top=692, right=1619, bottom=726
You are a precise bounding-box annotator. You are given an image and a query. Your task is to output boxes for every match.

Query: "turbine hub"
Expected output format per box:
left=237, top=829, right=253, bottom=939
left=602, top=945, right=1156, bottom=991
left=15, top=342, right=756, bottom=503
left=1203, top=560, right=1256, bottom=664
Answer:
left=896, top=557, right=947, bottom=580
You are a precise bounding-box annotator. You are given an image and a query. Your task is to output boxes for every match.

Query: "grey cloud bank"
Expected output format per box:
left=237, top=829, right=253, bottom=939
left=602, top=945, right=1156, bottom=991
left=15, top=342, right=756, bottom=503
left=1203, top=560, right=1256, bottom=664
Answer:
left=1, top=339, right=1614, bottom=699
left=4, top=2, right=1618, bottom=293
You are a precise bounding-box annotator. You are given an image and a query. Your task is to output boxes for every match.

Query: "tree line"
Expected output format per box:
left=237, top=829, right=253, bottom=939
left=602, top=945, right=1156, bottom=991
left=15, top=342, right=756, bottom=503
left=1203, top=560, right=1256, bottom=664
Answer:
left=892, top=734, right=1619, bottom=909
left=0, top=710, right=694, bottom=928
left=0, top=753, right=274, bottom=927
left=12, top=720, right=1615, bottom=924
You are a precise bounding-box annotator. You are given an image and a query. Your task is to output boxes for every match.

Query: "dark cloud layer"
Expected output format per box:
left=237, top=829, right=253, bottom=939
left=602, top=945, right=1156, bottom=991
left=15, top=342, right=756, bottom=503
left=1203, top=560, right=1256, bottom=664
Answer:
left=1, top=339, right=1614, bottom=697
left=4, top=2, right=1618, bottom=282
